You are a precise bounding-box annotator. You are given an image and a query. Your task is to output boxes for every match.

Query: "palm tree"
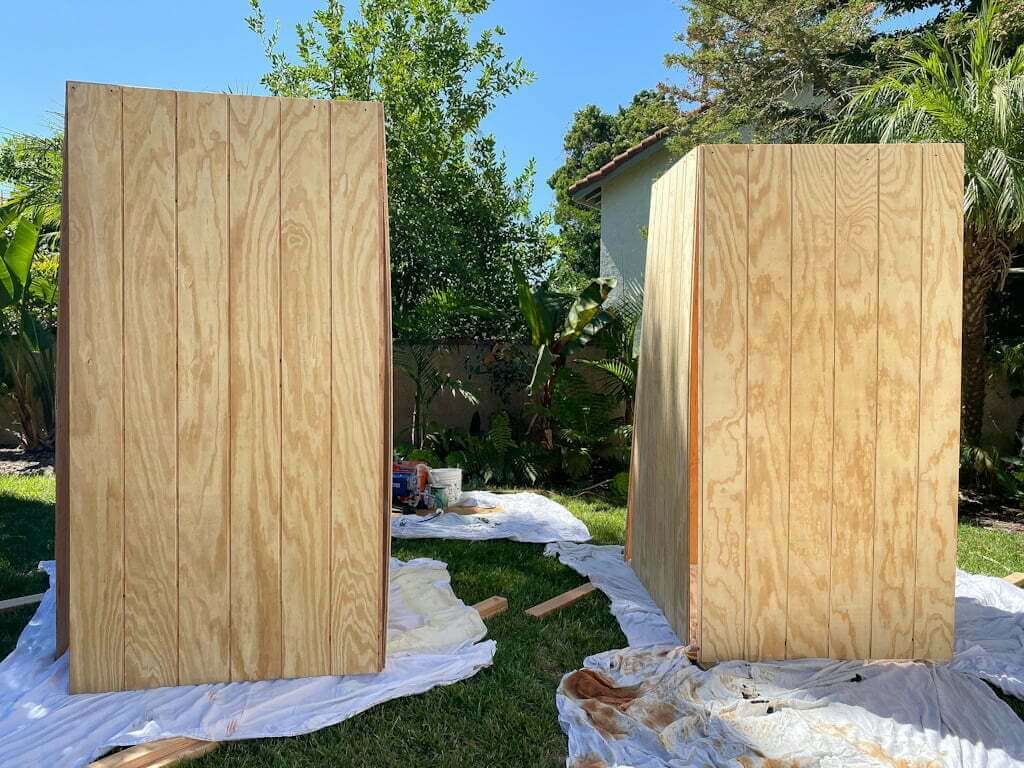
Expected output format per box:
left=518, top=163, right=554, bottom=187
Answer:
left=830, top=0, right=1024, bottom=443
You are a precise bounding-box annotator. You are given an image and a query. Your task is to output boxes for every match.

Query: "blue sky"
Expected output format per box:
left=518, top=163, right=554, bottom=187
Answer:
left=4, top=2, right=940, bottom=213
left=3, top=0, right=686, bottom=214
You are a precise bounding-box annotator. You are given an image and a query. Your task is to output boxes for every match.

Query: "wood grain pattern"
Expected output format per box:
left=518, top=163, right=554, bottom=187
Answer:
left=330, top=101, right=385, bottom=674
left=176, top=90, right=231, bottom=685
left=700, top=144, right=748, bottom=663
left=631, top=143, right=960, bottom=664
left=122, top=86, right=179, bottom=688
left=630, top=149, right=696, bottom=635
left=228, top=94, right=283, bottom=681
left=280, top=98, right=332, bottom=678
left=872, top=144, right=923, bottom=659
left=66, top=81, right=125, bottom=693
left=744, top=145, right=791, bottom=660
left=830, top=145, right=879, bottom=660
left=787, top=145, right=835, bottom=659
left=915, top=144, right=963, bottom=660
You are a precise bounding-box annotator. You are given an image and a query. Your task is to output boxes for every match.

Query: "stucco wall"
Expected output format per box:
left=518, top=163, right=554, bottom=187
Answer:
left=599, top=146, right=677, bottom=299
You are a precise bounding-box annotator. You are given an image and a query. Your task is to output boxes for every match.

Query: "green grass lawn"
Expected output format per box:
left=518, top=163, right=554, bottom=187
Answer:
left=0, top=476, right=1021, bottom=766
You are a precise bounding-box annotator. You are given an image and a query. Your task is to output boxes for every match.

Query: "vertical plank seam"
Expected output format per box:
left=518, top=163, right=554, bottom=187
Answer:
left=696, top=147, right=704, bottom=656
left=328, top=100, right=334, bottom=671
left=120, top=85, right=127, bottom=691
left=785, top=145, right=793, bottom=658
left=827, top=146, right=837, bottom=657
left=745, top=148, right=753, bottom=663
left=378, top=103, right=390, bottom=666
left=869, top=147, right=881, bottom=658
left=226, top=96, right=233, bottom=682
left=912, top=146, right=926, bottom=655
left=173, top=90, right=181, bottom=685
left=278, top=97, right=284, bottom=678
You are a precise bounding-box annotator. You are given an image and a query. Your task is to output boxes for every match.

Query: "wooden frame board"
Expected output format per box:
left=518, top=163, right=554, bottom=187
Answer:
left=58, top=82, right=392, bottom=692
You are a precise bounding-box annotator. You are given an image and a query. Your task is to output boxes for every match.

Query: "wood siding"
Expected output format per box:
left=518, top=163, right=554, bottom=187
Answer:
left=58, top=83, right=391, bottom=693
left=630, top=143, right=962, bottom=663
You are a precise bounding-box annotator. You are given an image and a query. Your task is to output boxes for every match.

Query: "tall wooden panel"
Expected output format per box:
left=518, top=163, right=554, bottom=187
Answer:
left=281, top=98, right=332, bottom=678
left=59, top=83, right=391, bottom=692
left=631, top=150, right=697, bottom=637
left=630, top=143, right=962, bottom=663
left=787, top=145, right=835, bottom=659
left=66, top=82, right=125, bottom=694
left=744, top=145, right=791, bottom=661
left=915, top=144, right=963, bottom=660
left=699, top=145, right=748, bottom=663
left=228, top=94, right=283, bottom=682
left=330, top=101, right=388, bottom=674
left=872, top=144, right=923, bottom=659
left=122, top=87, right=179, bottom=689
left=830, top=145, right=879, bottom=660
left=176, top=91, right=232, bottom=685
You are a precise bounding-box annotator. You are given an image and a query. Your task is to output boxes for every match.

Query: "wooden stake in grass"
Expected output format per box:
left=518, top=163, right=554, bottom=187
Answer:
left=525, top=582, right=596, bottom=619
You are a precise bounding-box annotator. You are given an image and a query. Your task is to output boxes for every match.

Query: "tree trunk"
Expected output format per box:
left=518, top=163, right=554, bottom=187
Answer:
left=960, top=233, right=1005, bottom=444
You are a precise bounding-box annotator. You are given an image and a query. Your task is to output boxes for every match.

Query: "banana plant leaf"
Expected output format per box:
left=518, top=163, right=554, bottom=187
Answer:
left=0, top=217, right=40, bottom=309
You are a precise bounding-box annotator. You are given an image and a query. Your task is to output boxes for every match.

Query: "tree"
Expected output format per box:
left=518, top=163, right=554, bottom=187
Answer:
left=662, top=0, right=1024, bottom=145
left=831, top=0, right=1024, bottom=443
left=247, top=0, right=551, bottom=341
left=547, top=91, right=679, bottom=291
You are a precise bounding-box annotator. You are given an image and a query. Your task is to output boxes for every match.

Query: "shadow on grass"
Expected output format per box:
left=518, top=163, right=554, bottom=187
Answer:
left=0, top=481, right=54, bottom=657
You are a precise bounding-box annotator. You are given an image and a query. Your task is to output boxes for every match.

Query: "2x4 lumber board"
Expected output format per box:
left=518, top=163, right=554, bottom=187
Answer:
left=280, top=97, right=332, bottom=678
left=744, top=144, right=791, bottom=661
left=829, top=144, right=879, bottom=660
left=786, top=145, right=836, bottom=659
left=122, top=86, right=179, bottom=690
left=228, top=94, right=283, bottom=681
left=175, top=90, right=232, bottom=685
left=526, top=582, right=596, bottom=619
left=473, top=596, right=508, bottom=619
left=67, top=81, right=126, bottom=694
left=87, top=595, right=501, bottom=768
left=871, top=144, right=924, bottom=659
left=0, top=593, right=44, bottom=612
left=699, top=144, right=748, bottom=663
left=914, top=144, right=964, bottom=661
left=89, top=738, right=218, bottom=768
left=1006, top=573, right=1024, bottom=588
left=330, top=101, right=387, bottom=674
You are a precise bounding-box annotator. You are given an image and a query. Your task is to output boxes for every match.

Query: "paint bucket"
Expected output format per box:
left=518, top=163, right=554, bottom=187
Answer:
left=428, top=467, right=462, bottom=506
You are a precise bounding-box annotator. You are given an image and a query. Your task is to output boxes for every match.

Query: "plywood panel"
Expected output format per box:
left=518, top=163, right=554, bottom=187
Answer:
left=122, top=86, right=178, bottom=689
left=229, top=95, right=283, bottom=681
left=280, top=98, right=332, bottom=678
left=829, top=145, right=879, bottom=660
left=631, top=142, right=960, bottom=665
left=66, top=81, right=125, bottom=693
left=872, top=144, right=923, bottom=659
left=176, top=90, right=231, bottom=685
left=700, top=144, right=748, bottom=663
left=787, top=145, right=835, bottom=659
left=744, top=145, right=791, bottom=660
left=330, top=101, right=386, bottom=674
left=631, top=150, right=697, bottom=635
left=915, top=144, right=963, bottom=660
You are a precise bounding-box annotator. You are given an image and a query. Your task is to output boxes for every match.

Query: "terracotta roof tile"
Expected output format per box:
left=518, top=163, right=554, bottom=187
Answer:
left=567, top=125, right=673, bottom=199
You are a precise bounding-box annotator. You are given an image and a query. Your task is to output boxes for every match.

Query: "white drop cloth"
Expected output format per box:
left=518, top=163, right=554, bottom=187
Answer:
left=558, top=647, right=1024, bottom=768
left=0, top=558, right=496, bottom=767
left=392, top=491, right=591, bottom=543
left=546, top=542, right=1024, bottom=768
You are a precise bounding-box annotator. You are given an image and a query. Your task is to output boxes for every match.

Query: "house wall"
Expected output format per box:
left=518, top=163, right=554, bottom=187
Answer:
left=599, top=146, right=676, bottom=299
